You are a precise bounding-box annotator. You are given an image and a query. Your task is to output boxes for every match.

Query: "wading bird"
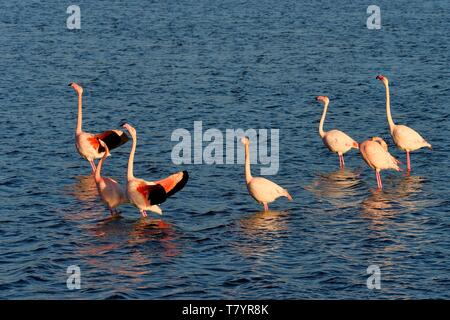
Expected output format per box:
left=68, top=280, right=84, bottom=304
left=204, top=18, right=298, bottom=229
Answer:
left=94, top=139, right=128, bottom=216
left=376, top=75, right=431, bottom=172
left=69, top=83, right=129, bottom=174
left=316, top=96, right=359, bottom=168
left=241, top=137, right=292, bottom=211
left=122, top=123, right=189, bottom=218
left=359, top=137, right=401, bottom=189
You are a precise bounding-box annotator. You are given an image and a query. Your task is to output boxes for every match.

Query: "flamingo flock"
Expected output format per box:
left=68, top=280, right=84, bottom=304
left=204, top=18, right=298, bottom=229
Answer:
left=315, top=75, right=431, bottom=190
left=70, top=83, right=189, bottom=218
left=69, top=74, right=432, bottom=215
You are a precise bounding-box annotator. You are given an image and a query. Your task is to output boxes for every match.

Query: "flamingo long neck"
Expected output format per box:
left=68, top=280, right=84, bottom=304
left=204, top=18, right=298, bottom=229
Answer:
left=76, top=92, right=83, bottom=134
left=384, top=81, right=395, bottom=132
left=95, top=153, right=106, bottom=183
left=319, top=100, right=329, bottom=138
left=127, top=133, right=136, bottom=181
left=244, top=143, right=252, bottom=183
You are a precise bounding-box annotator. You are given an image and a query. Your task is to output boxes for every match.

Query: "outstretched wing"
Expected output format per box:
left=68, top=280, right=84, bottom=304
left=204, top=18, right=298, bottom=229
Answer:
left=95, top=130, right=129, bottom=153
left=138, top=171, right=189, bottom=206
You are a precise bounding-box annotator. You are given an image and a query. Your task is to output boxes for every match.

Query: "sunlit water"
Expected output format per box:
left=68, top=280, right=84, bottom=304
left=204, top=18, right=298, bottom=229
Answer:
left=1, top=0, right=449, bottom=299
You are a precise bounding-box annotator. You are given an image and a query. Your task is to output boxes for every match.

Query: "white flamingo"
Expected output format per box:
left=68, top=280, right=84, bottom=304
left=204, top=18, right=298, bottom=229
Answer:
left=376, top=75, right=432, bottom=172
left=316, top=96, right=359, bottom=168
left=69, top=83, right=129, bottom=174
left=122, top=123, right=189, bottom=218
left=359, top=137, right=401, bottom=189
left=94, top=139, right=128, bottom=216
left=241, top=137, right=292, bottom=211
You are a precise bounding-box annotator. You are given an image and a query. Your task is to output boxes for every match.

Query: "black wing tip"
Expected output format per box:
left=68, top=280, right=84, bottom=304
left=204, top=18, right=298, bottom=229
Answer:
left=103, top=130, right=129, bottom=151
left=180, top=171, right=189, bottom=188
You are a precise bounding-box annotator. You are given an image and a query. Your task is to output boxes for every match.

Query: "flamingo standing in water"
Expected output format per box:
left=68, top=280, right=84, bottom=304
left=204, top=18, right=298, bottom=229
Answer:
left=69, top=83, right=129, bottom=174
left=316, top=96, right=359, bottom=168
left=359, top=137, right=401, bottom=189
left=241, top=137, right=292, bottom=211
left=94, top=139, right=128, bottom=216
left=122, top=123, right=189, bottom=218
left=376, top=75, right=432, bottom=172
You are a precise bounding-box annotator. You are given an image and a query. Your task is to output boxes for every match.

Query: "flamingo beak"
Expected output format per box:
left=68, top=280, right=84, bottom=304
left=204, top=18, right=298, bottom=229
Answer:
left=68, top=83, right=73, bottom=86
left=376, top=75, right=383, bottom=81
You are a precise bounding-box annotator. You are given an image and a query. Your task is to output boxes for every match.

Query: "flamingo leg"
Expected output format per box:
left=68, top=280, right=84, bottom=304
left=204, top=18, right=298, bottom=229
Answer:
left=406, top=151, right=411, bottom=172
left=89, top=160, right=97, bottom=174
left=263, top=202, right=269, bottom=212
left=140, top=210, right=148, bottom=218
left=375, top=170, right=383, bottom=189
left=341, top=154, right=345, bottom=168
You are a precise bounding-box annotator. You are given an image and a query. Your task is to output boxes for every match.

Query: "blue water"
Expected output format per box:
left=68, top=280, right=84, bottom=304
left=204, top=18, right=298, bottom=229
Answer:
left=1, top=0, right=449, bottom=299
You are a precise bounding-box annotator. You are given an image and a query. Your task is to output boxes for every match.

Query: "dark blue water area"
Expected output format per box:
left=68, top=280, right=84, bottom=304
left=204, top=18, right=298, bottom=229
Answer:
left=0, top=0, right=449, bottom=299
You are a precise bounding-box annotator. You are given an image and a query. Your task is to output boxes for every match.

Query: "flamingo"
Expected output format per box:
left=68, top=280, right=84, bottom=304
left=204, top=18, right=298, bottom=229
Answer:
left=376, top=75, right=432, bottom=172
left=94, top=139, right=128, bottom=216
left=69, top=83, right=129, bottom=174
left=359, top=137, right=401, bottom=189
left=241, top=137, right=292, bottom=211
left=316, top=96, right=359, bottom=168
left=122, top=123, right=189, bottom=218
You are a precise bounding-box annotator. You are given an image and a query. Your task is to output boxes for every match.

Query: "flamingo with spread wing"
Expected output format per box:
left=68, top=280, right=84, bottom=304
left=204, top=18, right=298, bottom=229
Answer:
left=69, top=83, right=129, bottom=174
left=122, top=123, right=189, bottom=218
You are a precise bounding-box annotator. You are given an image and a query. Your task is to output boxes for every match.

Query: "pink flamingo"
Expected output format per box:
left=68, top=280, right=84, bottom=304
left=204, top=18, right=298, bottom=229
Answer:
left=122, top=123, right=189, bottom=218
left=376, top=75, right=432, bottom=172
left=359, top=137, right=401, bottom=189
left=94, top=139, right=128, bottom=216
left=69, top=83, right=129, bottom=174
left=241, top=137, right=292, bottom=211
left=316, top=96, right=359, bottom=168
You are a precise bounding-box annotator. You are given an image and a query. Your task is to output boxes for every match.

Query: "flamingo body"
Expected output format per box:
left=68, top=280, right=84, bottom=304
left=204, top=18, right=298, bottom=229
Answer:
left=322, top=129, right=359, bottom=154
left=69, top=82, right=129, bottom=173
left=376, top=75, right=431, bottom=171
left=94, top=139, right=128, bottom=215
left=123, top=123, right=189, bottom=217
left=241, top=137, right=292, bottom=211
left=316, top=96, right=358, bottom=168
left=96, top=177, right=128, bottom=212
left=359, top=137, right=401, bottom=189
left=247, top=177, right=292, bottom=204
left=391, top=125, right=432, bottom=152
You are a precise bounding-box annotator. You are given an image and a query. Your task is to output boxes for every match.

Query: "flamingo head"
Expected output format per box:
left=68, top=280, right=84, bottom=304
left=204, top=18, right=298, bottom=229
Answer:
left=370, top=136, right=388, bottom=151
left=69, top=82, right=83, bottom=94
left=376, top=75, right=389, bottom=85
left=97, top=139, right=111, bottom=157
left=316, top=96, right=329, bottom=104
left=240, top=136, right=250, bottom=145
left=121, top=123, right=136, bottom=136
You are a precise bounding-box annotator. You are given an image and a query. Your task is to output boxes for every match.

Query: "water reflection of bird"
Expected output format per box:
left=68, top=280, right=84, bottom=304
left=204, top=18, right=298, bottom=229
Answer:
left=305, top=169, right=362, bottom=208
left=65, top=175, right=98, bottom=203
left=236, top=210, right=288, bottom=257
left=361, top=175, right=426, bottom=216
left=77, top=217, right=180, bottom=285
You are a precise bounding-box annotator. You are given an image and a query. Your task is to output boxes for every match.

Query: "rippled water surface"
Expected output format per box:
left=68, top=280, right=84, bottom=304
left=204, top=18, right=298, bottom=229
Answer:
left=1, top=0, right=449, bottom=299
